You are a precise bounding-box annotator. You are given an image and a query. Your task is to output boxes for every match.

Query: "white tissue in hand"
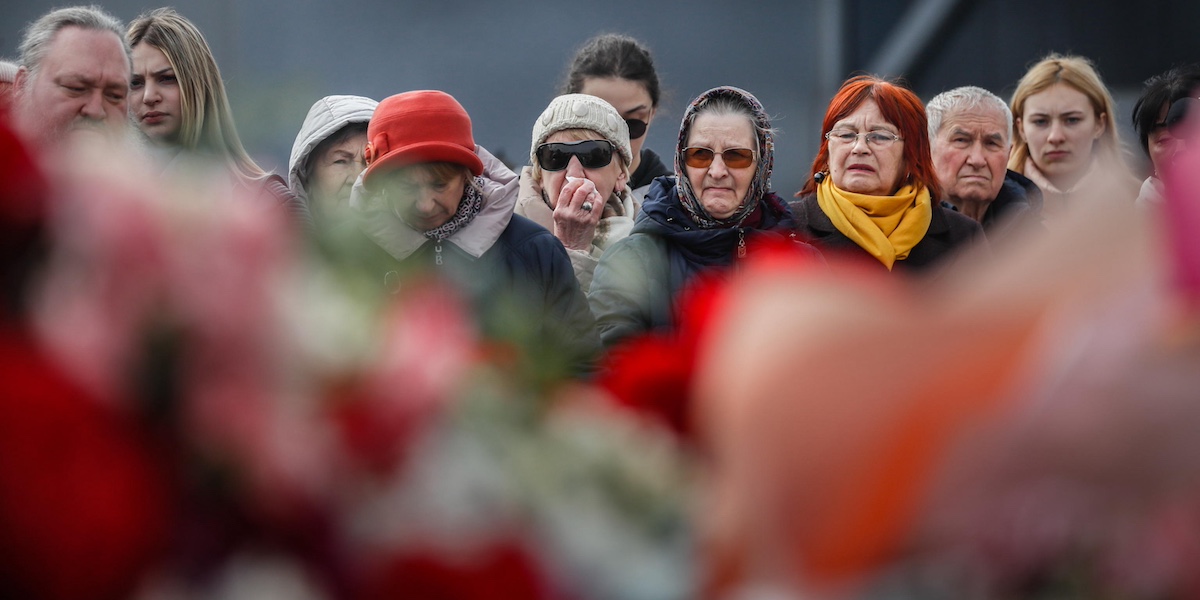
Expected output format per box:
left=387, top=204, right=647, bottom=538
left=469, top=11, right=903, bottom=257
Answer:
left=566, top=176, right=597, bottom=195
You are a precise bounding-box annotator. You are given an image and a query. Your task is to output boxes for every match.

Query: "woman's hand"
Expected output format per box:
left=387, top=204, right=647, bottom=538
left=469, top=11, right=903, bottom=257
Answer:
left=552, top=176, right=603, bottom=251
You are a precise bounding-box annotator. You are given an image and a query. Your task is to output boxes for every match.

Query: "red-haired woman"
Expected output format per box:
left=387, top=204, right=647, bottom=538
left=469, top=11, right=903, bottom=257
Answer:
left=791, top=75, right=982, bottom=272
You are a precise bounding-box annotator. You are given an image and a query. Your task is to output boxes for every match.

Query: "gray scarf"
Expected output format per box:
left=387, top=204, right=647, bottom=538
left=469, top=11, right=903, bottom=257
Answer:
left=415, top=176, right=485, bottom=241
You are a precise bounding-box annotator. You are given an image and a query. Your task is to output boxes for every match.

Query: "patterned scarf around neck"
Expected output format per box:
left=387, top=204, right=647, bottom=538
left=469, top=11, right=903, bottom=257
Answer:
left=404, top=176, right=486, bottom=242
left=674, top=86, right=774, bottom=229
left=815, top=177, right=932, bottom=270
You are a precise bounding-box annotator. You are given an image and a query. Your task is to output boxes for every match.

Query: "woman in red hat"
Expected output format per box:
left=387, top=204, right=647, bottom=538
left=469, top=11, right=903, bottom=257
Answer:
left=352, top=90, right=599, bottom=374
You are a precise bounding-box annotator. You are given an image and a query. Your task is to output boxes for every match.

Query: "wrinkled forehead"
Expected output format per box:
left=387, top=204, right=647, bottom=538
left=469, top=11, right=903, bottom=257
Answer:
left=833, top=98, right=893, bottom=128
left=941, top=108, right=1010, bottom=138
left=319, top=130, right=368, bottom=156
left=38, top=27, right=130, bottom=84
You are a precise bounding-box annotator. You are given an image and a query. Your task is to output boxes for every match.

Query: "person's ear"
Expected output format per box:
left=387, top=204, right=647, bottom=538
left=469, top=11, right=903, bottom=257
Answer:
left=13, top=66, right=29, bottom=94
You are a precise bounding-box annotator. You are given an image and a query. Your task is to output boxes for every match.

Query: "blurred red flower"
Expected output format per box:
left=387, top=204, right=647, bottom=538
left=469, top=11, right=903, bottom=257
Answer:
left=596, top=235, right=826, bottom=443
left=361, top=540, right=569, bottom=600
left=0, top=324, right=171, bottom=600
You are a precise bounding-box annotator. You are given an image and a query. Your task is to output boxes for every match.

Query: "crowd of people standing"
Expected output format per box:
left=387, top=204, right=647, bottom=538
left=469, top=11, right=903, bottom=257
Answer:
left=3, top=6, right=1187, bottom=327
left=4, top=4, right=1200, bottom=600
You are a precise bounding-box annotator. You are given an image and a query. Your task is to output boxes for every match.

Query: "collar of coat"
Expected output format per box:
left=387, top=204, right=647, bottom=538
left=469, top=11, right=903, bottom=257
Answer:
left=350, top=145, right=519, bottom=261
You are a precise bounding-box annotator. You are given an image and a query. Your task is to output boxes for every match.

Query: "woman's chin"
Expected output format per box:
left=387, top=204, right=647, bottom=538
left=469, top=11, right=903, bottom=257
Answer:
left=704, top=205, right=740, bottom=220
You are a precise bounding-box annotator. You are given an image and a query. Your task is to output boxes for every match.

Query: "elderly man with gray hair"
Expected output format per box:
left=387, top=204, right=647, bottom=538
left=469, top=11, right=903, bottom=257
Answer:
left=927, top=86, right=1043, bottom=240
left=11, top=5, right=131, bottom=147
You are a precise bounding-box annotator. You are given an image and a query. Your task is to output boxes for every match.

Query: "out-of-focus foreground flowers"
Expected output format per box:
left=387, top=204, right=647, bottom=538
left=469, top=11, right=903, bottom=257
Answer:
left=689, top=151, right=1200, bottom=597
left=0, top=122, right=694, bottom=600
left=5, top=113, right=1200, bottom=600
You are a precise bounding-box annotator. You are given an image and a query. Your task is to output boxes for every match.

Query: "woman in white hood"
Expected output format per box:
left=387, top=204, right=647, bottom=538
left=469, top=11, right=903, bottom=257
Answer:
left=288, top=94, right=377, bottom=226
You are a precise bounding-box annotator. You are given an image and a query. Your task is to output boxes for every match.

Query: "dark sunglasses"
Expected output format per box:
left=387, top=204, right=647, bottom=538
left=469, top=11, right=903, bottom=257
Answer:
left=625, top=118, right=648, bottom=140
left=536, top=140, right=615, bottom=171
left=1165, top=97, right=1199, bottom=135
left=682, top=147, right=756, bottom=169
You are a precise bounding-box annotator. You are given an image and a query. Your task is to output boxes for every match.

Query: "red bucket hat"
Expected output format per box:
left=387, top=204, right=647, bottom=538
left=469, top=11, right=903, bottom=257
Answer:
left=362, top=90, right=484, bottom=189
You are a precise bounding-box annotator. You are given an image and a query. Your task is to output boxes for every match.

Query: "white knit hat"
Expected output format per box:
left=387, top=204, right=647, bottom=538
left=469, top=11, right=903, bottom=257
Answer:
left=530, top=94, right=632, bottom=168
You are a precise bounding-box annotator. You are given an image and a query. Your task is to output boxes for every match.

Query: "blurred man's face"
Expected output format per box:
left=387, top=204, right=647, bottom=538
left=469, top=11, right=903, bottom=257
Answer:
left=14, top=26, right=130, bottom=146
left=1166, top=97, right=1200, bottom=147
left=1146, top=118, right=1183, bottom=179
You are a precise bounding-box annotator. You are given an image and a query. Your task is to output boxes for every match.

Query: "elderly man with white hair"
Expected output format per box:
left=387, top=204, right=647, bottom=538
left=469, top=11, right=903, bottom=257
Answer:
left=11, top=6, right=132, bottom=148
left=927, top=86, right=1043, bottom=240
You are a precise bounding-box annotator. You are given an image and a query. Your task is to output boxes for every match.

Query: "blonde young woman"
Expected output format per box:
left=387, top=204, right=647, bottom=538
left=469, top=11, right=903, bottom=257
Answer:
left=126, top=8, right=310, bottom=228
left=1008, top=54, right=1138, bottom=221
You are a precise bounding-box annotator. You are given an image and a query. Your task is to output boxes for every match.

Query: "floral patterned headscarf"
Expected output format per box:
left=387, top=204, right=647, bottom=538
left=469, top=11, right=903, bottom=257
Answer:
left=674, top=86, right=775, bottom=229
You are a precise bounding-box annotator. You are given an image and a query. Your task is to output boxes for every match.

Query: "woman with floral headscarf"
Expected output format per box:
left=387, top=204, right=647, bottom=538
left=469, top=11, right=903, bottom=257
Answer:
left=589, top=86, right=820, bottom=347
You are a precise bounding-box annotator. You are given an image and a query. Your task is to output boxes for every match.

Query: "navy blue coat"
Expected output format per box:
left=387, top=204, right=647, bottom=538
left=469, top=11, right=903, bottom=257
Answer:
left=590, top=176, right=818, bottom=347
left=395, top=214, right=601, bottom=375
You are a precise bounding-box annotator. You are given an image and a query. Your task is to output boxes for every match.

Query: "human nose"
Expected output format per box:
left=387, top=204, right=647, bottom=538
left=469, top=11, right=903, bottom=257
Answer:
left=1047, top=120, right=1066, bottom=143
left=966, top=141, right=987, bottom=166
left=142, top=80, right=161, bottom=105
left=707, top=153, right=730, bottom=178
left=1169, top=138, right=1187, bottom=159
left=850, top=133, right=872, bottom=153
left=565, top=157, right=586, bottom=177
left=420, top=190, right=444, bottom=214
left=343, top=166, right=364, bottom=187
left=1175, top=139, right=1190, bottom=165
left=80, top=90, right=106, bottom=119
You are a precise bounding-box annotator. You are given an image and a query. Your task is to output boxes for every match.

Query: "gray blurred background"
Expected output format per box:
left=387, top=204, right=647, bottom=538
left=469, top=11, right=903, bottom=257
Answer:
left=5, top=0, right=1197, bottom=195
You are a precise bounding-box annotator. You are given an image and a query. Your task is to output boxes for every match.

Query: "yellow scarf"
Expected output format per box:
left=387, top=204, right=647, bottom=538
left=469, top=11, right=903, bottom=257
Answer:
left=815, top=177, right=932, bottom=270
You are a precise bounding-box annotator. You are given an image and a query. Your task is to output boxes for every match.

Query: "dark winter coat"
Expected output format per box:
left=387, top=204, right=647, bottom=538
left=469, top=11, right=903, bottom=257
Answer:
left=628, top=147, right=672, bottom=205
left=590, top=176, right=817, bottom=347
left=790, top=191, right=984, bottom=273
left=352, top=146, right=600, bottom=373
left=943, top=169, right=1044, bottom=242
